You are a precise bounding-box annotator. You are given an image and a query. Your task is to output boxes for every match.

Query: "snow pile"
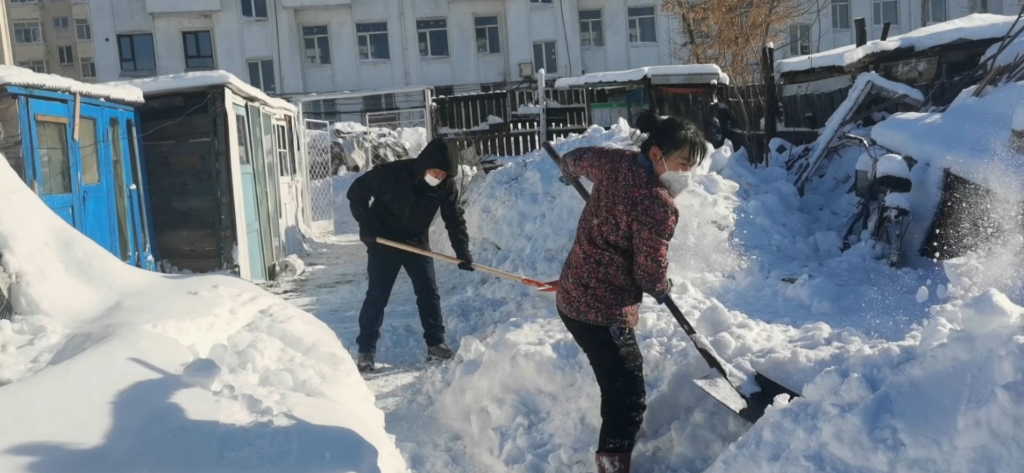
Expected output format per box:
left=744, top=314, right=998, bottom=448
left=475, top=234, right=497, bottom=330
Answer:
left=333, top=172, right=362, bottom=235
left=0, top=158, right=404, bottom=472
left=778, top=14, right=1018, bottom=74
left=555, top=65, right=731, bottom=88
left=384, top=112, right=1024, bottom=471
left=0, top=65, right=144, bottom=104
left=872, top=81, right=1024, bottom=255
left=116, top=71, right=296, bottom=112
left=876, top=153, right=911, bottom=179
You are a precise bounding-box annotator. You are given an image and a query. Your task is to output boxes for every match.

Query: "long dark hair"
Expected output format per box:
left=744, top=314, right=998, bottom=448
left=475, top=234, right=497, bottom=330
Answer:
left=634, top=111, right=708, bottom=168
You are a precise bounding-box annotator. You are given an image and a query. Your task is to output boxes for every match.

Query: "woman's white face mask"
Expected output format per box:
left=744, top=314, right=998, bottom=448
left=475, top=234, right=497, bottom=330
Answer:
left=655, top=153, right=692, bottom=198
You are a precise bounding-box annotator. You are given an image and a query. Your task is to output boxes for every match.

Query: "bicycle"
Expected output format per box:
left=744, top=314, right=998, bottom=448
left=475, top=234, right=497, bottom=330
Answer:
left=838, top=133, right=914, bottom=267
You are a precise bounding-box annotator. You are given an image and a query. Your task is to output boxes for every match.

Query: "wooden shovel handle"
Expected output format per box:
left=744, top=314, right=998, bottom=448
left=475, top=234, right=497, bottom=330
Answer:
left=375, top=238, right=556, bottom=291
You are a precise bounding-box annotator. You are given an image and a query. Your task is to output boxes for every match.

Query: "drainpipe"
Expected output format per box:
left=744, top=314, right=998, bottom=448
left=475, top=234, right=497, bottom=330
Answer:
left=399, top=0, right=411, bottom=87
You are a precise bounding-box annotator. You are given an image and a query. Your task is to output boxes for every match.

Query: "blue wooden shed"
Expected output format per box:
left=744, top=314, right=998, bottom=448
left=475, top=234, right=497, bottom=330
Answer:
left=0, top=66, right=155, bottom=270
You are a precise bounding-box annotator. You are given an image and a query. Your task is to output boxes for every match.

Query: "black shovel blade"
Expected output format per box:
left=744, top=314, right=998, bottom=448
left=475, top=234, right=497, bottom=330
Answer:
left=693, top=371, right=801, bottom=424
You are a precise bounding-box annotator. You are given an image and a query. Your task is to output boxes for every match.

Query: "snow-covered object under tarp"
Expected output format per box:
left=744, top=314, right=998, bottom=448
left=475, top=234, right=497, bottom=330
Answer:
left=0, top=157, right=405, bottom=472
left=115, top=71, right=296, bottom=112
left=876, top=153, right=911, bottom=179
left=0, top=65, right=143, bottom=104
left=872, top=81, right=1024, bottom=257
left=794, top=72, right=923, bottom=192
left=555, top=64, right=731, bottom=88
left=777, top=14, right=1018, bottom=75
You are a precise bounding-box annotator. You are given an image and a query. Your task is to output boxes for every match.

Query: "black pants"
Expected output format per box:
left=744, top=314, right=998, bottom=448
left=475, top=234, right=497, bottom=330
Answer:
left=356, top=243, right=445, bottom=353
left=559, top=311, right=646, bottom=454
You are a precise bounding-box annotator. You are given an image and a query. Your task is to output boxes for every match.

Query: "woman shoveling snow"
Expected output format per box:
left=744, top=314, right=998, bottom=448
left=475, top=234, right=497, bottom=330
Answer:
left=555, top=112, right=708, bottom=473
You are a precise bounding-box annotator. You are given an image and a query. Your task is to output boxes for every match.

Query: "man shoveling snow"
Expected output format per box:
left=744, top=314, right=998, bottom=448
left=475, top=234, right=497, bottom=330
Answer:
left=347, top=137, right=474, bottom=372
left=555, top=112, right=708, bottom=473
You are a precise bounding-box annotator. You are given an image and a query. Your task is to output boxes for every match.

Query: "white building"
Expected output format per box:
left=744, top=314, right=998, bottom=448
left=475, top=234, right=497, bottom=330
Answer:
left=87, top=0, right=685, bottom=97
left=784, top=0, right=1021, bottom=59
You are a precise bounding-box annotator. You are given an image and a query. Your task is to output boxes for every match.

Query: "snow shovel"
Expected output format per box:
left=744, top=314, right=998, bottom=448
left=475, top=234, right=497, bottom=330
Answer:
left=541, top=140, right=801, bottom=423
left=375, top=237, right=558, bottom=292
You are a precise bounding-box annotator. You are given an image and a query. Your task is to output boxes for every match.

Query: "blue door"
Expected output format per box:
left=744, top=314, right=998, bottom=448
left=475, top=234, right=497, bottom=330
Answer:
left=107, top=112, right=136, bottom=264
left=234, top=106, right=266, bottom=281
left=78, top=104, right=115, bottom=255
left=28, top=100, right=76, bottom=226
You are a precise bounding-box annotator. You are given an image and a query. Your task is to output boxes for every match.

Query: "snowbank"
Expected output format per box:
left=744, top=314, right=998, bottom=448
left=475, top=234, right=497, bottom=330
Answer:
left=116, top=71, right=296, bottom=112
left=778, top=14, right=1018, bottom=75
left=0, top=65, right=143, bottom=104
left=0, top=158, right=404, bottom=472
left=872, top=82, right=1024, bottom=256
left=555, top=64, right=731, bottom=88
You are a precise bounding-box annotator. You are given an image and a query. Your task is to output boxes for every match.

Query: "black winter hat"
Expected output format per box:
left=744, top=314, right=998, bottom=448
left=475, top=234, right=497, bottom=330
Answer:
left=414, top=138, right=459, bottom=176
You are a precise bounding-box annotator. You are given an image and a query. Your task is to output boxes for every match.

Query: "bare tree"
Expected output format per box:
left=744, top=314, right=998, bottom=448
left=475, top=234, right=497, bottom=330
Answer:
left=663, top=0, right=825, bottom=85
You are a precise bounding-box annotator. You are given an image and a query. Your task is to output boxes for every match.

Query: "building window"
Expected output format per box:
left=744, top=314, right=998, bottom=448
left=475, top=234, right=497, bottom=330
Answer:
left=831, top=0, right=850, bottom=30
left=241, top=0, right=268, bottom=19
left=10, top=0, right=39, bottom=3
left=356, top=23, right=390, bottom=60
left=628, top=7, right=656, bottom=43
left=929, top=0, right=947, bottom=23
left=58, top=46, right=74, bottom=65
left=76, top=19, right=92, bottom=40
left=530, top=0, right=553, bottom=4
left=247, top=59, right=276, bottom=93
left=18, top=60, right=46, bottom=73
left=969, top=0, right=988, bottom=13
left=54, top=17, right=69, bottom=29
left=417, top=19, right=449, bottom=57
left=81, top=57, right=96, bottom=78
left=14, top=22, right=42, bottom=44
left=873, top=0, right=899, bottom=26
left=363, top=93, right=397, bottom=111
left=302, top=26, right=331, bottom=65
left=475, top=16, right=500, bottom=54
left=789, top=24, right=811, bottom=55
left=533, top=41, right=557, bottom=74
left=275, top=124, right=294, bottom=177
left=117, top=34, right=156, bottom=72
left=182, top=31, right=215, bottom=70
left=579, top=10, right=604, bottom=47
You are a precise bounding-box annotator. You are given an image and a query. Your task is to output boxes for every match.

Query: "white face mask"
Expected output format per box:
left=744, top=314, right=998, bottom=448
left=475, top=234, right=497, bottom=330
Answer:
left=659, top=171, right=691, bottom=197
left=424, top=174, right=442, bottom=187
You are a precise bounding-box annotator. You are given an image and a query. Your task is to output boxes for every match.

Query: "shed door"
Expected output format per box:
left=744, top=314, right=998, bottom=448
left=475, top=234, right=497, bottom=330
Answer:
left=79, top=104, right=116, bottom=255
left=28, top=101, right=76, bottom=226
left=234, top=105, right=266, bottom=282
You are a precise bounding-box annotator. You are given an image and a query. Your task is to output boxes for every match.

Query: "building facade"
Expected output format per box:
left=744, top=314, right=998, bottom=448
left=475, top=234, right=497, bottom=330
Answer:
left=784, top=0, right=1021, bottom=59
left=6, top=0, right=95, bottom=80
left=86, top=0, right=685, bottom=97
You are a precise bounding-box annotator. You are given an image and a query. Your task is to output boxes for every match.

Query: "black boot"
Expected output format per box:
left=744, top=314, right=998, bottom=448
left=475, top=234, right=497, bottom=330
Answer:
left=357, top=352, right=375, bottom=373
left=427, top=343, right=454, bottom=361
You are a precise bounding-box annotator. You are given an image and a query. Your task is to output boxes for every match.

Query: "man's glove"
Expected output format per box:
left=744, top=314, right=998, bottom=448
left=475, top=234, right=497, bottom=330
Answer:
left=458, top=254, right=475, bottom=272
left=359, top=221, right=378, bottom=245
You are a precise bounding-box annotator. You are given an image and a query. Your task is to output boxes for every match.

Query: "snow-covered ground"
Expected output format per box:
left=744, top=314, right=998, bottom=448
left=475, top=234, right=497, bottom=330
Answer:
left=272, top=117, right=1024, bottom=472
left=0, top=158, right=406, bottom=472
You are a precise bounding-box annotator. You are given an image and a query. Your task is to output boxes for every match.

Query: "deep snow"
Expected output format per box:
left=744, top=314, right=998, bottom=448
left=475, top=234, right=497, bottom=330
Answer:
left=0, top=157, right=405, bottom=472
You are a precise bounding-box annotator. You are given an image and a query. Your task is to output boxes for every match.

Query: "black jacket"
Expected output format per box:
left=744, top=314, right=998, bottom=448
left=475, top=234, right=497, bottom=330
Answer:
left=347, top=138, right=471, bottom=260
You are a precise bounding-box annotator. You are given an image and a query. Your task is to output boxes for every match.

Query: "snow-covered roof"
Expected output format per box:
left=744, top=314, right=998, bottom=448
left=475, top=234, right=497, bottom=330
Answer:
left=872, top=81, right=1024, bottom=194
left=116, top=71, right=297, bottom=112
left=554, top=65, right=730, bottom=89
left=778, top=14, right=1019, bottom=76
left=0, top=65, right=144, bottom=104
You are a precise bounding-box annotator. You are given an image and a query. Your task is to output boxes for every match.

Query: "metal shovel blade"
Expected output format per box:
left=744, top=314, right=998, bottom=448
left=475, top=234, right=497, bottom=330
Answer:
left=693, top=371, right=800, bottom=424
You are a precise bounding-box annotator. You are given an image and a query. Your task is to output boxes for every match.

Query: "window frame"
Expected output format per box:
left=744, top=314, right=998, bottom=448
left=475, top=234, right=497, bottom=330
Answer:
left=18, top=60, right=46, bottom=73
left=117, top=33, right=157, bottom=73
left=416, top=19, right=450, bottom=58
left=80, top=57, right=96, bottom=78
left=58, top=45, right=74, bottom=65
left=75, top=18, right=92, bottom=41
left=356, top=22, right=390, bottom=61
left=240, top=0, right=269, bottom=19
left=474, top=16, right=501, bottom=55
left=532, top=41, right=558, bottom=74
left=53, top=17, right=69, bottom=29
left=247, top=59, right=276, bottom=94
left=302, top=25, right=332, bottom=65
left=872, top=0, right=899, bottom=26
left=627, top=7, right=657, bottom=44
left=579, top=10, right=604, bottom=48
left=789, top=24, right=812, bottom=55
left=182, top=30, right=215, bottom=70
left=13, top=22, right=43, bottom=45
left=830, top=0, right=850, bottom=30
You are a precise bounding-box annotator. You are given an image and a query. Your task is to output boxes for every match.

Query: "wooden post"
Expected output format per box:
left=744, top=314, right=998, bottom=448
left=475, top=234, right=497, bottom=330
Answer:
left=537, top=68, right=547, bottom=144
left=762, top=45, right=778, bottom=166
left=73, top=93, right=81, bottom=142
